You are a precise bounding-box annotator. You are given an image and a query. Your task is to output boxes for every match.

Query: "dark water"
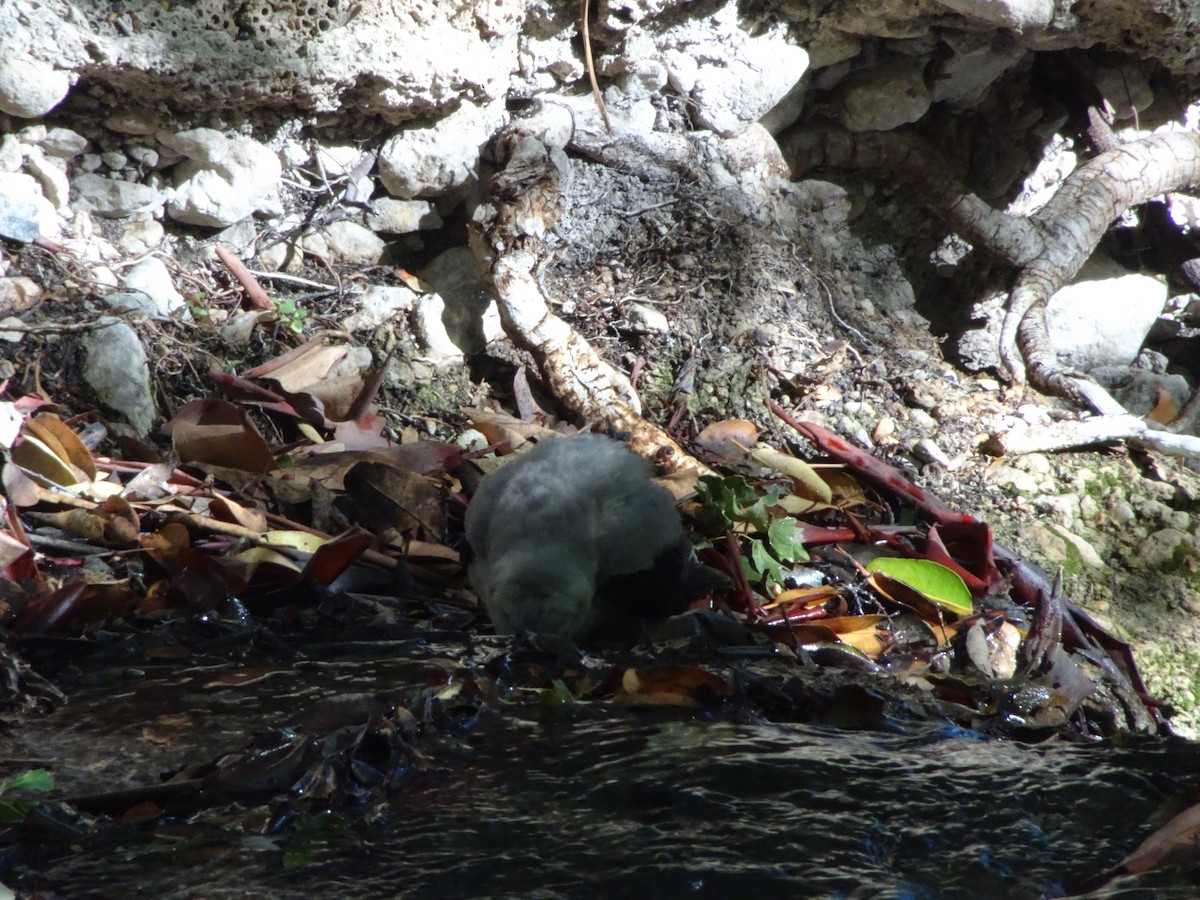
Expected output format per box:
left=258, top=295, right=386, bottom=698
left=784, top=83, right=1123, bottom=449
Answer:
left=7, top=656, right=1200, bottom=899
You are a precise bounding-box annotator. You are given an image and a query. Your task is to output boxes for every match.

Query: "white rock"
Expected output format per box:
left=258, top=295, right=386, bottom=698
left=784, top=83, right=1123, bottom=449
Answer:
left=118, top=257, right=185, bottom=315
left=412, top=292, right=464, bottom=362
left=0, top=52, right=70, bottom=118
left=378, top=100, right=505, bottom=198
left=313, top=145, right=363, bottom=178
left=1046, top=254, right=1167, bottom=371
left=0, top=171, right=59, bottom=239
left=117, top=218, right=165, bottom=254
left=835, top=58, right=931, bottom=132
left=126, top=146, right=159, bottom=169
left=626, top=302, right=670, bottom=334
left=101, top=150, right=129, bottom=171
left=0, top=135, right=22, bottom=172
left=0, top=276, right=43, bottom=315
left=162, top=129, right=283, bottom=227
left=368, top=198, right=442, bottom=234
left=931, top=0, right=1053, bottom=30
left=691, top=43, right=809, bottom=136
left=0, top=315, right=27, bottom=343
left=344, top=284, right=419, bottom=331
left=72, top=173, right=165, bottom=219
left=82, top=318, right=156, bottom=436
left=23, top=148, right=70, bottom=209
left=17, top=125, right=46, bottom=145
left=318, top=220, right=386, bottom=265
left=40, top=128, right=88, bottom=159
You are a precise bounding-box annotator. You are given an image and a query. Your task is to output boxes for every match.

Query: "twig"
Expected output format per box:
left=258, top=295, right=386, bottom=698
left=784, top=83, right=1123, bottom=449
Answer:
left=215, top=244, right=274, bottom=310
left=580, top=0, right=612, bottom=134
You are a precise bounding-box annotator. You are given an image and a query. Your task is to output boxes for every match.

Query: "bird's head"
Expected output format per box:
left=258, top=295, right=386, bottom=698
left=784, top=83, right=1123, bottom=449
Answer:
left=481, top=551, right=595, bottom=640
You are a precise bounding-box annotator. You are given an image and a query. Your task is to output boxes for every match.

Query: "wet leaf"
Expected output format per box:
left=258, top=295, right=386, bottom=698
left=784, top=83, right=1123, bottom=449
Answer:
left=866, top=557, right=972, bottom=615
left=609, top=665, right=733, bottom=707
left=1118, top=801, right=1200, bottom=875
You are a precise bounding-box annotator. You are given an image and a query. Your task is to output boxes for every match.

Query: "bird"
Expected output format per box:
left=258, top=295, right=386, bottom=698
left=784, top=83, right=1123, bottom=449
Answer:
left=464, top=433, right=722, bottom=642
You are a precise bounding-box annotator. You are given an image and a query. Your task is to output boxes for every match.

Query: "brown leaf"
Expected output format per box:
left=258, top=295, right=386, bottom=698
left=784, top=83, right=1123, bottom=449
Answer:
left=606, top=665, right=734, bottom=707
left=28, top=414, right=97, bottom=481
left=1147, top=386, right=1180, bottom=425
left=1118, top=801, right=1200, bottom=875
left=695, top=419, right=758, bottom=460
left=166, top=399, right=276, bottom=473
left=343, top=460, right=445, bottom=541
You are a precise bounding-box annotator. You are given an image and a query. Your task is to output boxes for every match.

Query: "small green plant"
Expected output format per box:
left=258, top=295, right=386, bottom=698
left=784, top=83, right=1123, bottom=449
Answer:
left=0, top=768, right=53, bottom=824
left=693, top=474, right=809, bottom=587
left=274, top=297, right=309, bottom=333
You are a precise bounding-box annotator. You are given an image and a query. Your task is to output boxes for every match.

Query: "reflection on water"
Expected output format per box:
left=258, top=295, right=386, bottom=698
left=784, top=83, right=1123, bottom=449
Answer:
left=8, top=657, right=1200, bottom=899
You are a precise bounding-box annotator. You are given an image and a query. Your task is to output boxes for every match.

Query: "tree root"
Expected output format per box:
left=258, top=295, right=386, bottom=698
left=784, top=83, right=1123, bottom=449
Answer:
left=470, top=117, right=710, bottom=477
left=780, top=123, right=1200, bottom=413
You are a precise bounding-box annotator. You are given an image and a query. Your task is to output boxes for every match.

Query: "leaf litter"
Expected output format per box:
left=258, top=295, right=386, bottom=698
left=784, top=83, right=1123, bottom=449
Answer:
left=0, top=357, right=1187, bottom=892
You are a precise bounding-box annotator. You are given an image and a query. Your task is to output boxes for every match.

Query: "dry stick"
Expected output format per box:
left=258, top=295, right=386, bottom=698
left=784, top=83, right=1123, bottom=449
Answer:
left=215, top=244, right=275, bottom=310
left=579, top=0, right=612, bottom=134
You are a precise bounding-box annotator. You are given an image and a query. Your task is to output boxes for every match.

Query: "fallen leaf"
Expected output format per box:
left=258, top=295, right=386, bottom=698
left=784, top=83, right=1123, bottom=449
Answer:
left=166, top=399, right=277, bottom=473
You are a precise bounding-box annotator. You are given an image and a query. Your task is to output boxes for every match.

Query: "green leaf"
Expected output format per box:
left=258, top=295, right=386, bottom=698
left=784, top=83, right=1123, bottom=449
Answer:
left=865, top=557, right=973, bottom=615
left=0, top=768, right=53, bottom=794
left=750, top=539, right=785, bottom=584
left=766, top=517, right=809, bottom=564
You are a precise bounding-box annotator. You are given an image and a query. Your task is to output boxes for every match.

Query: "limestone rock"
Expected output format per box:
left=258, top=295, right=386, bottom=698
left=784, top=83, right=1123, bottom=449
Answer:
left=0, top=52, right=69, bottom=118
left=161, top=129, right=282, bottom=227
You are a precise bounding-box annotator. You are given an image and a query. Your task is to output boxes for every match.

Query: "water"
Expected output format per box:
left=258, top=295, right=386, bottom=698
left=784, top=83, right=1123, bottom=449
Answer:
left=6, top=654, right=1200, bottom=898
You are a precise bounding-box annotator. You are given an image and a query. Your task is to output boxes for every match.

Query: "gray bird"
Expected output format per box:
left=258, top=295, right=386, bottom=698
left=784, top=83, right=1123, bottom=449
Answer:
left=465, top=433, right=720, bottom=642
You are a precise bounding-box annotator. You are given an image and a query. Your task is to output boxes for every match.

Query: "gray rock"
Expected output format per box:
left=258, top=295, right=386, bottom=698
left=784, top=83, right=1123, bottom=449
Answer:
left=39, top=128, right=88, bottom=159
left=419, top=246, right=499, bottom=353
left=930, top=33, right=1026, bottom=110
left=71, top=173, right=164, bottom=218
left=343, top=284, right=419, bottom=331
left=1090, top=366, right=1192, bottom=418
left=82, top=318, right=156, bottom=436
left=834, top=57, right=931, bottom=133
left=0, top=135, right=21, bottom=172
left=0, top=172, right=58, bottom=239
left=0, top=53, right=70, bottom=118
left=626, top=302, right=670, bottom=334
left=318, top=220, right=386, bottom=265
left=412, top=292, right=464, bottom=362
left=23, top=147, right=70, bottom=209
left=100, top=150, right=129, bottom=171
left=117, top=218, right=165, bottom=253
